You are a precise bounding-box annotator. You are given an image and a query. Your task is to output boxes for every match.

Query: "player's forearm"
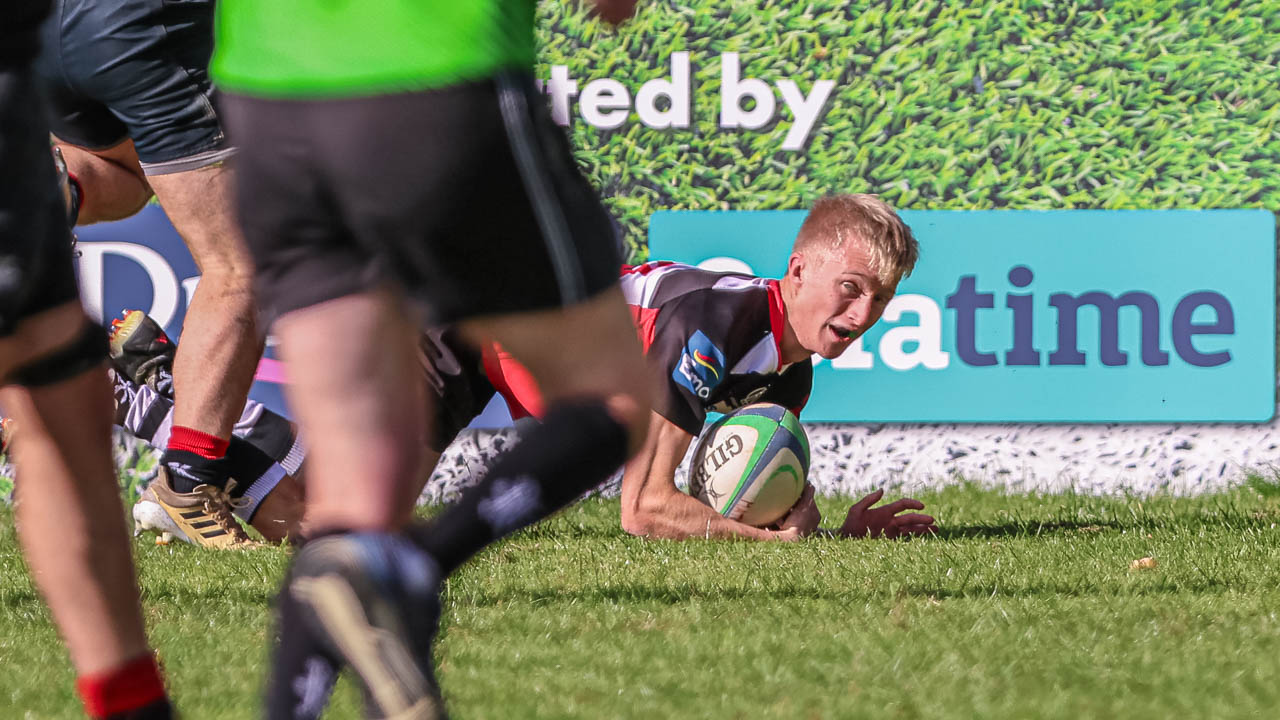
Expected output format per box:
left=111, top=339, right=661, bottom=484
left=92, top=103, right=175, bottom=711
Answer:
left=618, top=410, right=783, bottom=540
left=625, top=492, right=781, bottom=541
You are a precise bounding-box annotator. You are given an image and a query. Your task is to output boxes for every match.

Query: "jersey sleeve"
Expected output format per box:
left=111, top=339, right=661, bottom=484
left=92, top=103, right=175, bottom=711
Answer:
left=644, top=291, right=737, bottom=436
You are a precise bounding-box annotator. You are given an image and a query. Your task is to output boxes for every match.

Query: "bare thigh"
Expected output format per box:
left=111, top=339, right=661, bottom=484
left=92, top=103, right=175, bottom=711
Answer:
left=146, top=163, right=252, bottom=277
left=458, top=287, right=651, bottom=448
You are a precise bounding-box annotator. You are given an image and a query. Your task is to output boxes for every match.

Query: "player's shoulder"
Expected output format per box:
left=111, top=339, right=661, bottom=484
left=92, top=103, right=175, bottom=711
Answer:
left=620, top=261, right=774, bottom=311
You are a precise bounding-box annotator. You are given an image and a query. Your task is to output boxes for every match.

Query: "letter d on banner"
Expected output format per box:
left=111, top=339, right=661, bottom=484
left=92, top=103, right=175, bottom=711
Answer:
left=77, top=242, right=180, bottom=327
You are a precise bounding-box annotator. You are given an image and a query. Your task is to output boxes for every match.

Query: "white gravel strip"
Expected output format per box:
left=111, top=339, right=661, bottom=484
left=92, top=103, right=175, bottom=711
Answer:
left=5, top=414, right=1267, bottom=508
left=422, top=408, right=1280, bottom=503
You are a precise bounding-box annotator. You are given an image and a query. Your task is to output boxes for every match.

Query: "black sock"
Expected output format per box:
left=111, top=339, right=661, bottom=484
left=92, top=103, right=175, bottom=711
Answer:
left=411, top=400, right=629, bottom=576
left=106, top=699, right=173, bottom=720
left=268, top=531, right=442, bottom=719
left=225, top=437, right=277, bottom=489
left=160, top=448, right=232, bottom=494
left=265, top=564, right=341, bottom=720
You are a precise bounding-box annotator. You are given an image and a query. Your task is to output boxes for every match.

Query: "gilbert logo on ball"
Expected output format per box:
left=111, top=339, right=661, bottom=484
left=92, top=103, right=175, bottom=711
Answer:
left=689, top=403, right=809, bottom=527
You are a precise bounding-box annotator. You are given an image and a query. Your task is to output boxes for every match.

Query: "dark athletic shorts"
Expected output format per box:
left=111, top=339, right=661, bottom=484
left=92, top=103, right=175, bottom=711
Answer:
left=220, top=72, right=623, bottom=326
left=0, top=11, right=81, bottom=338
left=34, top=0, right=232, bottom=175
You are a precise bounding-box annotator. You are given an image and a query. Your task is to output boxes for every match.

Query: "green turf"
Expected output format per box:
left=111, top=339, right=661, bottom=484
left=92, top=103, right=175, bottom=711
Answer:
left=535, top=0, right=1280, bottom=262
left=5, top=485, right=1280, bottom=718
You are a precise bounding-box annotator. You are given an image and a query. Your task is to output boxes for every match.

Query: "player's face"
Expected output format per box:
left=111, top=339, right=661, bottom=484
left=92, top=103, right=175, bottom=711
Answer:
left=789, top=240, right=897, bottom=359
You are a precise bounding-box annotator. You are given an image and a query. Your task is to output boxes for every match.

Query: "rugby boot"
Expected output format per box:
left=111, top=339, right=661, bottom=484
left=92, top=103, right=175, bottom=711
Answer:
left=109, top=310, right=175, bottom=397
left=136, top=467, right=261, bottom=549
left=0, top=417, right=16, bottom=453
left=285, top=533, right=446, bottom=720
left=132, top=490, right=186, bottom=546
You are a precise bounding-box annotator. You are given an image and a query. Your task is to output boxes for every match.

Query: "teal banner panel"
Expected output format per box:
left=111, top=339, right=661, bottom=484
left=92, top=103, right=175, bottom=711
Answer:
left=650, top=210, right=1275, bottom=422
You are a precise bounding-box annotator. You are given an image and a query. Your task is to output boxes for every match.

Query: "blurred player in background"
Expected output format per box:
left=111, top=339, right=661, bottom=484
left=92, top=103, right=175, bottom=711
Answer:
left=99, top=316, right=305, bottom=543
left=0, top=2, right=173, bottom=717
left=34, top=0, right=263, bottom=548
left=212, top=0, right=651, bottom=717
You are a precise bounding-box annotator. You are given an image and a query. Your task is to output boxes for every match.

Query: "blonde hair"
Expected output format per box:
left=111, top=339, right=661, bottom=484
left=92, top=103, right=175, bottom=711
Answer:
left=792, top=194, right=919, bottom=284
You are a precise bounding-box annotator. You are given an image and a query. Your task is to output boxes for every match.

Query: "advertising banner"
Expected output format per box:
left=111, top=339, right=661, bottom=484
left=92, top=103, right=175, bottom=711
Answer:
left=73, top=2, right=1280, bottom=431
left=76, top=208, right=516, bottom=425
left=535, top=3, right=1280, bottom=262
left=651, top=209, right=1275, bottom=422
left=76, top=208, right=289, bottom=417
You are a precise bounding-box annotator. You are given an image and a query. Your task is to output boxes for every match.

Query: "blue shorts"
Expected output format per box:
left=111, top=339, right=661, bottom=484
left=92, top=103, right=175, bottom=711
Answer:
left=34, top=0, right=232, bottom=175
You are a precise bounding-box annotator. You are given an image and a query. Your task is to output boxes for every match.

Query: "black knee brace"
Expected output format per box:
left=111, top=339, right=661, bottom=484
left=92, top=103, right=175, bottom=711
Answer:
left=8, top=320, right=108, bottom=387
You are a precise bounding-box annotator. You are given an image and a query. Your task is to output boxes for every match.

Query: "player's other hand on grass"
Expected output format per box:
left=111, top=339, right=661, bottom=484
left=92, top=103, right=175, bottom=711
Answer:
left=777, top=483, right=822, bottom=538
left=839, top=488, right=937, bottom=540
left=589, top=0, right=637, bottom=24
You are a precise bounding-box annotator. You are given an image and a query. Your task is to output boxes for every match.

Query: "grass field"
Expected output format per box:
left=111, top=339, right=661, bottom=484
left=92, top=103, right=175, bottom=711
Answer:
left=4, top=484, right=1280, bottom=718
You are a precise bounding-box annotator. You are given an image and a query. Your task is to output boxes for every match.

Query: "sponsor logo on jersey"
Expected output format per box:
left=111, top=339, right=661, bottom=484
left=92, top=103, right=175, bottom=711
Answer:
left=692, top=349, right=720, bottom=380
left=673, top=330, right=726, bottom=399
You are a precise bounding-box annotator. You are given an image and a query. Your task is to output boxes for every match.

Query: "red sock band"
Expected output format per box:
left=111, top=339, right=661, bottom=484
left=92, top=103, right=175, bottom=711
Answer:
left=166, top=425, right=229, bottom=459
left=76, top=653, right=167, bottom=719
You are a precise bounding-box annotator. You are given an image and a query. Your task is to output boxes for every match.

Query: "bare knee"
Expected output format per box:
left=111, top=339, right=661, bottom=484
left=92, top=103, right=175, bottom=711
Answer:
left=250, top=475, right=306, bottom=543
left=0, top=303, right=97, bottom=379
left=191, top=262, right=256, bottom=297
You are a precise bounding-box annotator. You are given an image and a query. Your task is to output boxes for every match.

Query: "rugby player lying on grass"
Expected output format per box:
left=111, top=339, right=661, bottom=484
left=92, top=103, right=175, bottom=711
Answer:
left=102, top=329, right=305, bottom=543
left=0, top=320, right=304, bottom=542
left=114, top=194, right=936, bottom=543
left=0, top=321, right=310, bottom=542
left=612, top=193, right=937, bottom=540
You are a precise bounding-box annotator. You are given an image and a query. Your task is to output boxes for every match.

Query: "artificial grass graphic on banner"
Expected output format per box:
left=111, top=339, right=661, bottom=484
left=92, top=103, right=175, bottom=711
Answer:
left=536, top=0, right=1280, bottom=261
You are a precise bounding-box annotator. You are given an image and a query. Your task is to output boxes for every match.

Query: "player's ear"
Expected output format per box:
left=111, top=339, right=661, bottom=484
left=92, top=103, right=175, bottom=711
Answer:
left=786, top=253, right=805, bottom=283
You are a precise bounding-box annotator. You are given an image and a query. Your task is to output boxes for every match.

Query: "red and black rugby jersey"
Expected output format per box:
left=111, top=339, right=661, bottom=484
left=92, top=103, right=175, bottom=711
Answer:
left=620, top=262, right=812, bottom=436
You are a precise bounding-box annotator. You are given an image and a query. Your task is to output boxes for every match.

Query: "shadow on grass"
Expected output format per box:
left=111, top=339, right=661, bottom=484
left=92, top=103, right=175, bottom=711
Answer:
left=897, top=580, right=1248, bottom=601
left=449, top=576, right=1253, bottom=608
left=934, top=519, right=1123, bottom=540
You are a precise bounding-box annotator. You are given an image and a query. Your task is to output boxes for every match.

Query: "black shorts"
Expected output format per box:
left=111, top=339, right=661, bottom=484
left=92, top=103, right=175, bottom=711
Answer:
left=220, top=72, right=623, bottom=326
left=34, top=0, right=232, bottom=174
left=0, top=39, right=81, bottom=336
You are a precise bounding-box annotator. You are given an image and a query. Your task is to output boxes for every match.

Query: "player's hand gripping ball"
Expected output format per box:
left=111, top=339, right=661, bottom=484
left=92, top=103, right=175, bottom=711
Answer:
left=689, top=403, right=809, bottom=527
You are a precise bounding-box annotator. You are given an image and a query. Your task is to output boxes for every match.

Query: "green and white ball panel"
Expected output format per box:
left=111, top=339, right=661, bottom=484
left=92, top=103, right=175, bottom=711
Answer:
left=689, top=403, right=810, bottom=527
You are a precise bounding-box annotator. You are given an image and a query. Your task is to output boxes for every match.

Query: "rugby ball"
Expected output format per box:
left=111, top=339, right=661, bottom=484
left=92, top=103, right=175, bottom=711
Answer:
left=688, top=403, right=810, bottom=527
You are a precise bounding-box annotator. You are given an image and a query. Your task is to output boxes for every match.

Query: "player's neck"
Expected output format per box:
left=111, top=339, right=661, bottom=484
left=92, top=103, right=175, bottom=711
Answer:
left=777, top=279, right=810, bottom=365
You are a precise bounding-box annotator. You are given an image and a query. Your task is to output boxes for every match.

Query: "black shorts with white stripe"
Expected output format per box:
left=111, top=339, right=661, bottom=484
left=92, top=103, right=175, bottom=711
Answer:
left=219, top=72, right=622, bottom=326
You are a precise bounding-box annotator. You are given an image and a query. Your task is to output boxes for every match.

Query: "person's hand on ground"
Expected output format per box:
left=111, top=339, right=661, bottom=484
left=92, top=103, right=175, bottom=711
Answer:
left=838, top=489, right=937, bottom=539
